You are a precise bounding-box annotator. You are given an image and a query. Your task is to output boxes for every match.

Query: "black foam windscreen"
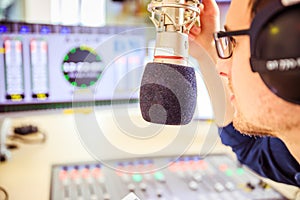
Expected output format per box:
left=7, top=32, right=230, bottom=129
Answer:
left=139, top=62, right=197, bottom=125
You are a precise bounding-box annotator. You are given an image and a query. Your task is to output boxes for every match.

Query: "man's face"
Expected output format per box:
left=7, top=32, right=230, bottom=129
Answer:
left=219, top=0, right=300, bottom=136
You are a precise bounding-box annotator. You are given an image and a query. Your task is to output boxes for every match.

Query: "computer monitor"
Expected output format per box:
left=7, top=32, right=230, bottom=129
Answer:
left=0, top=22, right=147, bottom=111
left=0, top=21, right=147, bottom=160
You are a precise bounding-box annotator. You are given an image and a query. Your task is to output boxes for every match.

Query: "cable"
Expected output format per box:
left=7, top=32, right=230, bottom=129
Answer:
left=5, top=143, right=18, bottom=150
left=8, top=131, right=47, bottom=144
left=7, top=124, right=47, bottom=144
left=0, top=186, right=8, bottom=200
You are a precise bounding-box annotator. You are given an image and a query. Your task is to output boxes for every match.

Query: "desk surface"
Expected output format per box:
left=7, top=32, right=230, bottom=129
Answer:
left=0, top=105, right=299, bottom=200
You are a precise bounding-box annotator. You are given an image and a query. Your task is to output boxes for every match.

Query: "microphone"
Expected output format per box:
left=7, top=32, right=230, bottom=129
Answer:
left=140, top=0, right=201, bottom=125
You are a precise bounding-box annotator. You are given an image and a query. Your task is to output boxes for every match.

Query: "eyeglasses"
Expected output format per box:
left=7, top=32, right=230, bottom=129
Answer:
left=213, top=29, right=249, bottom=59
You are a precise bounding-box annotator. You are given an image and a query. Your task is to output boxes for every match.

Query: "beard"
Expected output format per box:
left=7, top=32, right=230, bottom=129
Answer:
left=227, top=72, right=300, bottom=138
left=232, top=107, right=276, bottom=137
left=227, top=79, right=276, bottom=137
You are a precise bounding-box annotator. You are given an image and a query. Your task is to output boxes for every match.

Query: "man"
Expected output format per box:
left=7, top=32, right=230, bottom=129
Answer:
left=188, top=0, right=300, bottom=186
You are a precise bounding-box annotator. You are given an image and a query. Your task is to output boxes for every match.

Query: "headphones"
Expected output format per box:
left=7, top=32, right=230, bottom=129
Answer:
left=249, top=0, right=300, bottom=105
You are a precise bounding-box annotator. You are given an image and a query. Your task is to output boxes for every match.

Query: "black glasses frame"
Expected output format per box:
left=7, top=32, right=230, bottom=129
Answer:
left=213, top=29, right=250, bottom=59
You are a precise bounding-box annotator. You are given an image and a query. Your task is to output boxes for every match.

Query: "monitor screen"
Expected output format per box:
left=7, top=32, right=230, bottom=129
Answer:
left=0, top=21, right=146, bottom=113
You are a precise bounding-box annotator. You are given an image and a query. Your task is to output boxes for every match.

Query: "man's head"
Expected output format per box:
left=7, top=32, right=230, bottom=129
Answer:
left=219, top=0, right=300, bottom=136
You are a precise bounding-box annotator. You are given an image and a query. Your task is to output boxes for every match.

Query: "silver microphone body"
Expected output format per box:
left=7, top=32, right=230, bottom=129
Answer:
left=140, top=0, right=201, bottom=125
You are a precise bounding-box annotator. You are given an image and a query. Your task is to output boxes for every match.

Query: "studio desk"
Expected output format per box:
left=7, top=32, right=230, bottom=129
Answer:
left=0, top=105, right=299, bottom=200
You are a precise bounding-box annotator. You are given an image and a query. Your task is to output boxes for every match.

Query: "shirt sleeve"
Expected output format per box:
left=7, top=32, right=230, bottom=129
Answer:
left=219, top=123, right=300, bottom=187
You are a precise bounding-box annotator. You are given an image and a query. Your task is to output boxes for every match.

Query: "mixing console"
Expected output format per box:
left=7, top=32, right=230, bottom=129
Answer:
left=50, top=154, right=286, bottom=200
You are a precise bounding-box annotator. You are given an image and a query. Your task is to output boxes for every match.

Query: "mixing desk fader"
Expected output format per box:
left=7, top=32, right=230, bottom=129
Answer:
left=50, top=154, right=286, bottom=200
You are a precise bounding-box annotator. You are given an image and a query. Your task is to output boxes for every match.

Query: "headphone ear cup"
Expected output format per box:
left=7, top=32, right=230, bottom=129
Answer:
left=259, top=72, right=300, bottom=104
left=253, top=4, right=300, bottom=104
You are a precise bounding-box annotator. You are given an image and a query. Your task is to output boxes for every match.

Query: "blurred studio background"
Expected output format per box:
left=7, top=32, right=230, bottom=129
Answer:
left=0, top=0, right=229, bottom=28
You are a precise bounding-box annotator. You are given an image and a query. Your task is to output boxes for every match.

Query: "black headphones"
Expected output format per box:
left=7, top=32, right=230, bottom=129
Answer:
left=249, top=0, right=300, bottom=105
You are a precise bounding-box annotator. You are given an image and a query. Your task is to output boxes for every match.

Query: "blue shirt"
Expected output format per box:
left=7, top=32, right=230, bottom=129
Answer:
left=219, top=123, right=300, bottom=187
